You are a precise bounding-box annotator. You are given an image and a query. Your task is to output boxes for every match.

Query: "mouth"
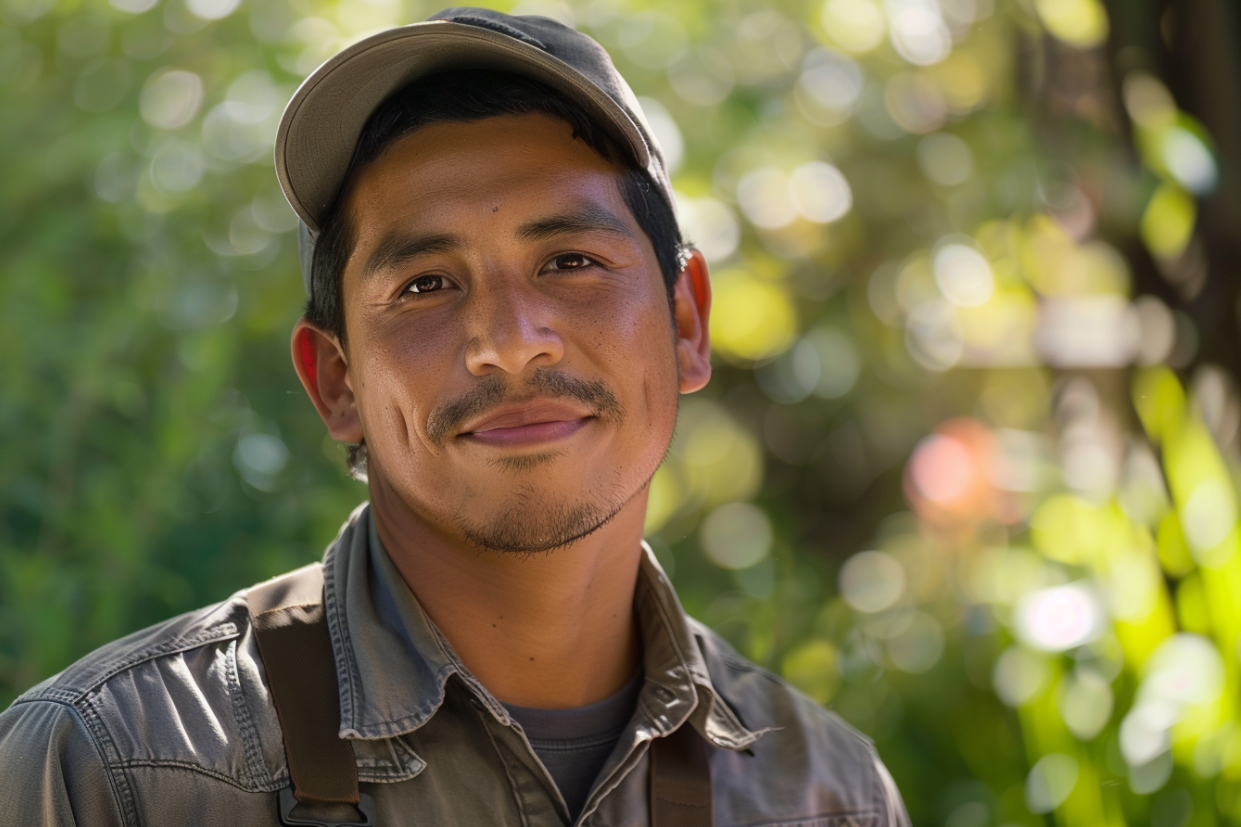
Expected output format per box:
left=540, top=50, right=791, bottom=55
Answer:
left=459, top=400, right=595, bottom=448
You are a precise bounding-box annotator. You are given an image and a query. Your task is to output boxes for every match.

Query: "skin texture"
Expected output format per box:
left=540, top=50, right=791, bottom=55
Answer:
left=292, top=114, right=712, bottom=708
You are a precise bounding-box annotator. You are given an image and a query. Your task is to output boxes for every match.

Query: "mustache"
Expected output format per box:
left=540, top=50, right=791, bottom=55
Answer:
left=425, top=369, right=623, bottom=446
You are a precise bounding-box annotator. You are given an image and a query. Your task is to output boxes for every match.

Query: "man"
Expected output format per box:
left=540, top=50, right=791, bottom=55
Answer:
left=0, top=8, right=909, bottom=826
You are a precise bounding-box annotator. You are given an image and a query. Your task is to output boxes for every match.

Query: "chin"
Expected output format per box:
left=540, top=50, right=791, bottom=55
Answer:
left=451, top=492, right=624, bottom=555
left=451, top=462, right=651, bottom=554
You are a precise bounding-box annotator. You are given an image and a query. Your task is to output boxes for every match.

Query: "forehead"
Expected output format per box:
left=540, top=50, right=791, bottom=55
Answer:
left=344, top=113, right=631, bottom=234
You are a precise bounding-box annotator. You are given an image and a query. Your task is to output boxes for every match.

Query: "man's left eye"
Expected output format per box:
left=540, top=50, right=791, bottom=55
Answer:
left=546, top=253, right=596, bottom=271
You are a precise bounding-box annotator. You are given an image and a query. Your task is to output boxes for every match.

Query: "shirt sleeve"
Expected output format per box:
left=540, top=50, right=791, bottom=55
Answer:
left=0, top=699, right=125, bottom=827
left=872, top=750, right=911, bottom=827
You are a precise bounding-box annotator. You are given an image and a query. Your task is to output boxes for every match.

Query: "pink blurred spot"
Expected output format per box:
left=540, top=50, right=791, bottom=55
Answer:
left=910, top=435, right=974, bottom=502
left=904, top=417, right=1007, bottom=527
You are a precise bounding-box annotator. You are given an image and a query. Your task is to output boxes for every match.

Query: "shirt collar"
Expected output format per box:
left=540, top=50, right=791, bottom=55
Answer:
left=323, top=503, right=762, bottom=750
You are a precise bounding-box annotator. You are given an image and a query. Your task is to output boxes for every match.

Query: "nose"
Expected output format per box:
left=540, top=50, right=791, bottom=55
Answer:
left=463, top=278, right=565, bottom=377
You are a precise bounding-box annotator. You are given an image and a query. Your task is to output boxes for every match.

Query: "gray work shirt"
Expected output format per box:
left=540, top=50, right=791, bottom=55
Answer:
left=0, top=504, right=910, bottom=826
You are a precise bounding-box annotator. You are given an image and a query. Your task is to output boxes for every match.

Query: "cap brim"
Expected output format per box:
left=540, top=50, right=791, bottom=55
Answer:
left=275, top=20, right=652, bottom=233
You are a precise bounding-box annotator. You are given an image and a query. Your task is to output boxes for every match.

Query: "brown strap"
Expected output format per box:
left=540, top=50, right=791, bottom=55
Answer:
left=650, top=722, right=713, bottom=827
left=248, top=565, right=360, bottom=807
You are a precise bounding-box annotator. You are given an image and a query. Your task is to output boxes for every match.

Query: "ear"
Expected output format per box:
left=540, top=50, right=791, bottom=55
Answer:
left=672, top=248, right=712, bottom=393
left=291, top=319, right=364, bottom=444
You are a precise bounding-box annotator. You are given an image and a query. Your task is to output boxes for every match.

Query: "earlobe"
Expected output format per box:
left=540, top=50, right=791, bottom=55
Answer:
left=672, top=248, right=712, bottom=394
left=290, top=320, right=364, bottom=444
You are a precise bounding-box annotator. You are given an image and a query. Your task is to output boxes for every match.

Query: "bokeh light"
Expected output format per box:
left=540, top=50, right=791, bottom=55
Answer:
left=1015, top=582, right=1104, bottom=652
left=797, top=48, right=864, bottom=126
left=887, top=0, right=952, bottom=67
left=820, top=0, right=886, bottom=54
left=905, top=418, right=999, bottom=524
left=933, top=242, right=993, bottom=307
left=789, top=161, right=853, bottom=224
left=185, top=0, right=239, bottom=21
left=1057, top=668, right=1113, bottom=740
left=1032, top=0, right=1108, bottom=48
left=839, top=550, right=906, bottom=613
left=699, top=501, right=773, bottom=570
left=676, top=193, right=740, bottom=263
left=1026, top=753, right=1079, bottom=813
left=709, top=271, right=798, bottom=362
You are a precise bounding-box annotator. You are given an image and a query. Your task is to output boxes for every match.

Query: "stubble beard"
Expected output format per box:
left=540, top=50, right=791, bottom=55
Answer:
left=452, top=478, right=637, bottom=555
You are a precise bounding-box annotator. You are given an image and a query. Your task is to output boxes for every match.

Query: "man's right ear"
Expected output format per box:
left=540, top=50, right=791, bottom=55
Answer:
left=291, top=319, right=364, bottom=444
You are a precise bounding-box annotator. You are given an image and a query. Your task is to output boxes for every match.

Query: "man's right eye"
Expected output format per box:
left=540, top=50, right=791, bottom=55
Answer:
left=405, top=275, right=445, bottom=294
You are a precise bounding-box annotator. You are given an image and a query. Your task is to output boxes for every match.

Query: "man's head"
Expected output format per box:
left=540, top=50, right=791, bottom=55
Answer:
left=282, top=10, right=712, bottom=554
left=305, top=69, right=687, bottom=351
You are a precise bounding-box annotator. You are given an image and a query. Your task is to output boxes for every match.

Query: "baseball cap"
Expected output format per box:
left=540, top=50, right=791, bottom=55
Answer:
left=275, top=7, right=677, bottom=298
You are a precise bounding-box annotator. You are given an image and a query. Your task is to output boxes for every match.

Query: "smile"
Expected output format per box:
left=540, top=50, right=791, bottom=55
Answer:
left=459, top=401, right=596, bottom=448
left=465, top=418, right=592, bottom=447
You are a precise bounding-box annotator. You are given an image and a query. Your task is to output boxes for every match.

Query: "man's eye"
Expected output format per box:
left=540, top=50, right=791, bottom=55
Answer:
left=405, top=275, right=445, bottom=294
left=546, top=253, right=596, bottom=271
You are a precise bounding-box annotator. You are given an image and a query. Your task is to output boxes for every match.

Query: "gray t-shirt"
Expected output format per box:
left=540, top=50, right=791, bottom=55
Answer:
left=503, top=670, right=644, bottom=821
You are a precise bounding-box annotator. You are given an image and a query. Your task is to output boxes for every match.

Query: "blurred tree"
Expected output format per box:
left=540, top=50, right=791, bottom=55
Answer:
left=1100, top=0, right=1241, bottom=383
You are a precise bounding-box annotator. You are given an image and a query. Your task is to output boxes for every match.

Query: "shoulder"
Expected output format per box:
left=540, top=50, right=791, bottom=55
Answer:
left=689, top=619, right=908, bottom=825
left=689, top=617, right=874, bottom=758
left=0, top=696, right=127, bottom=825
left=15, top=594, right=247, bottom=709
left=2, top=589, right=284, bottom=795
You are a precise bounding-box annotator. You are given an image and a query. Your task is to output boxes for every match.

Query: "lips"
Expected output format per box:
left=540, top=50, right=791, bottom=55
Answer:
left=460, top=400, right=594, bottom=447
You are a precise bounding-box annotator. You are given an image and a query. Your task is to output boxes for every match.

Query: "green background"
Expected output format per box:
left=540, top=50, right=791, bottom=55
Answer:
left=3, top=0, right=1241, bottom=823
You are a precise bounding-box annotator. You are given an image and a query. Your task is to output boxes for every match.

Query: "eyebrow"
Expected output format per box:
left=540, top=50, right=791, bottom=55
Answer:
left=362, top=232, right=461, bottom=280
left=515, top=205, right=635, bottom=242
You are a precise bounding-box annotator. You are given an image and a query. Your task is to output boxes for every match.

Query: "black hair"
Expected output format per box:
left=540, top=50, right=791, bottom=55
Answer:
left=303, top=69, right=686, bottom=478
left=304, top=68, right=685, bottom=344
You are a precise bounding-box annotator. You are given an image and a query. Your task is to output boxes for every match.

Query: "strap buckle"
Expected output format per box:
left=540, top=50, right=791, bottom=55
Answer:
left=277, top=787, right=376, bottom=827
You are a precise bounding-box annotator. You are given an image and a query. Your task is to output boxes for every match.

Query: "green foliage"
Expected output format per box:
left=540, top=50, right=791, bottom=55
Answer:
left=2, top=0, right=1239, bottom=823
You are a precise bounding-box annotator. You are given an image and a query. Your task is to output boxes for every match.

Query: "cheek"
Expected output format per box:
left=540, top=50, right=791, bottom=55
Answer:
left=583, top=291, right=679, bottom=422
left=350, top=315, right=459, bottom=443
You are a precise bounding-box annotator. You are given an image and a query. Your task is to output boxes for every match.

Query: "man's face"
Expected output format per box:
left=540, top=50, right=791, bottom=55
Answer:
left=325, top=113, right=693, bottom=553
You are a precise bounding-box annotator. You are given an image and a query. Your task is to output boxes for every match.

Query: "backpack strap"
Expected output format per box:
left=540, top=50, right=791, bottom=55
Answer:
left=650, top=719, right=714, bottom=827
left=247, top=564, right=375, bottom=827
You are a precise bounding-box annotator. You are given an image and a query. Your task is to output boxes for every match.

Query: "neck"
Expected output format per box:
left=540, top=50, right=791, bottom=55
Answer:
left=369, top=482, right=648, bottom=709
